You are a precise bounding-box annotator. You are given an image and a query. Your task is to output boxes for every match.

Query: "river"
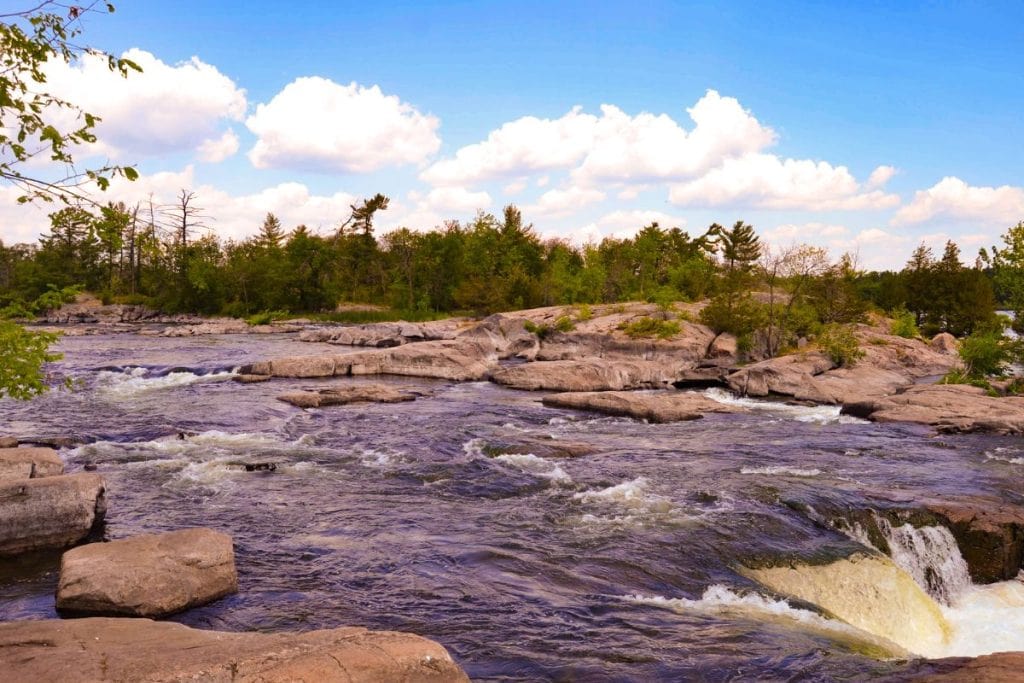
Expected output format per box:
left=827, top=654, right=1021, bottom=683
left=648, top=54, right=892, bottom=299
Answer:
left=1, top=332, right=1023, bottom=680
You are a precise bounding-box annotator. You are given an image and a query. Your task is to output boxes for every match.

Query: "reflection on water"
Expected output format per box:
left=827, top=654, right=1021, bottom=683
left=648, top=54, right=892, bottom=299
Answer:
left=0, top=332, right=1022, bottom=680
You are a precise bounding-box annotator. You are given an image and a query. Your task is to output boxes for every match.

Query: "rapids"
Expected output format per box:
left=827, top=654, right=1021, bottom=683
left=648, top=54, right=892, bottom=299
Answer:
left=2, top=332, right=1024, bottom=680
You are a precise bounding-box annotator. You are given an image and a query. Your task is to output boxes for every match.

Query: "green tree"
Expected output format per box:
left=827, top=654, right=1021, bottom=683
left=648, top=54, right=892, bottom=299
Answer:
left=984, top=221, right=1024, bottom=333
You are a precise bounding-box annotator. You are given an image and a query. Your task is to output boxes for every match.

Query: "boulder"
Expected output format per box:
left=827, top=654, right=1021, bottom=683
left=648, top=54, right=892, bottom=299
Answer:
left=278, top=384, right=417, bottom=408
left=56, top=528, right=238, bottom=617
left=842, top=384, right=1024, bottom=434
left=0, top=446, right=64, bottom=482
left=912, top=651, right=1024, bottom=682
left=0, top=617, right=469, bottom=682
left=542, top=390, right=740, bottom=423
left=930, top=332, right=959, bottom=355
left=726, top=353, right=836, bottom=401
left=707, top=332, right=738, bottom=359
left=921, top=497, right=1024, bottom=583
left=0, top=473, right=106, bottom=556
left=491, top=359, right=683, bottom=392
left=233, top=373, right=271, bottom=383
left=0, top=436, right=17, bottom=448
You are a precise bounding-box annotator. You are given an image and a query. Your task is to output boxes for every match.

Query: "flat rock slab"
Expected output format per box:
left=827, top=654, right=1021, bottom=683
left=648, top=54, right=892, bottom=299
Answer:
left=56, top=528, right=238, bottom=617
left=493, top=359, right=684, bottom=392
left=0, top=446, right=64, bottom=482
left=0, top=617, right=469, bottom=682
left=0, top=473, right=105, bottom=556
left=842, top=384, right=1024, bottom=434
left=278, top=384, right=417, bottom=408
left=543, top=390, right=741, bottom=423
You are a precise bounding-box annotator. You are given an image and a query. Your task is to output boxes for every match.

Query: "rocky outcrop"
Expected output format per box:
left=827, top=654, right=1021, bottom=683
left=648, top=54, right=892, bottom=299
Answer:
left=0, top=446, right=64, bottom=482
left=911, top=651, right=1024, bottom=682
left=536, top=322, right=715, bottom=365
left=726, top=353, right=836, bottom=401
left=278, top=384, right=417, bottom=408
left=707, top=333, right=738, bottom=359
left=491, top=359, right=683, bottom=392
left=298, top=320, right=464, bottom=347
left=542, top=390, right=740, bottom=423
left=0, top=473, right=106, bottom=555
left=0, top=617, right=469, bottom=682
left=161, top=320, right=303, bottom=337
left=741, top=552, right=950, bottom=657
left=842, top=384, right=1024, bottom=434
left=56, top=528, right=237, bottom=617
left=930, top=332, right=959, bottom=355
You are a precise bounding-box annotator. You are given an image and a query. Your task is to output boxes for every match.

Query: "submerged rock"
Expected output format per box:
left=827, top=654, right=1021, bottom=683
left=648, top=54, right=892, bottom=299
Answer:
left=740, top=552, right=950, bottom=657
left=842, top=384, right=1024, bottom=434
left=542, top=390, right=740, bottom=423
left=0, top=617, right=469, bottom=682
left=278, top=384, right=417, bottom=408
left=56, top=528, right=237, bottom=618
left=0, top=446, right=64, bottom=482
left=0, top=473, right=106, bottom=556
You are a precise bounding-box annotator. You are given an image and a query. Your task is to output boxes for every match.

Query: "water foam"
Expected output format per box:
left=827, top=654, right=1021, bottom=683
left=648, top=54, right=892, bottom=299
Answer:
left=702, top=388, right=867, bottom=425
left=942, top=576, right=1024, bottom=657
left=493, top=453, right=572, bottom=484
left=740, top=466, right=822, bottom=477
left=875, top=518, right=972, bottom=607
left=97, top=366, right=237, bottom=398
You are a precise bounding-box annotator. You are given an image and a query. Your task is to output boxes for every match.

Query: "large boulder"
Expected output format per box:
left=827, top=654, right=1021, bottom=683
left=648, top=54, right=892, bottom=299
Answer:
left=278, top=384, right=417, bottom=408
left=0, top=473, right=105, bottom=555
left=491, top=359, right=684, bottom=392
left=0, top=446, right=64, bottom=482
left=56, top=528, right=237, bottom=617
left=0, top=617, right=468, bottom=682
left=726, top=353, right=836, bottom=401
left=542, top=390, right=740, bottom=423
left=842, top=384, right=1024, bottom=434
left=930, top=332, right=959, bottom=355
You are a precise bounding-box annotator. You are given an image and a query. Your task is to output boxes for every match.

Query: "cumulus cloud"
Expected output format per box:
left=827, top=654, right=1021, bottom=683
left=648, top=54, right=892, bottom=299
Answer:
left=668, top=154, right=900, bottom=211
left=570, top=209, right=688, bottom=243
left=892, top=176, right=1024, bottom=226
left=421, top=90, right=775, bottom=186
left=246, top=77, right=441, bottom=173
left=43, top=48, right=246, bottom=159
left=526, top=186, right=606, bottom=217
left=866, top=165, right=897, bottom=188
left=410, top=186, right=492, bottom=213
left=766, top=222, right=848, bottom=242
left=197, top=130, right=240, bottom=163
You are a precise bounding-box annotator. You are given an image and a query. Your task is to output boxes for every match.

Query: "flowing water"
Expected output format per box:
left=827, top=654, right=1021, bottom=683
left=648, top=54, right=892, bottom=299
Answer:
left=2, top=332, right=1024, bottom=680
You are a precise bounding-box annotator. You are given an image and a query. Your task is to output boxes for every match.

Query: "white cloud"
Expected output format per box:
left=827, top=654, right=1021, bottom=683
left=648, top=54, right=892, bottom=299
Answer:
left=766, top=222, right=848, bottom=242
left=570, top=209, right=688, bottom=244
left=866, top=165, right=897, bottom=188
left=196, top=130, right=240, bottom=163
left=411, top=186, right=492, bottom=213
left=43, top=48, right=246, bottom=159
left=503, top=180, right=528, bottom=195
left=246, top=77, right=441, bottom=173
left=421, top=90, right=775, bottom=187
left=526, top=186, right=606, bottom=217
left=668, top=154, right=900, bottom=211
left=892, top=176, right=1024, bottom=226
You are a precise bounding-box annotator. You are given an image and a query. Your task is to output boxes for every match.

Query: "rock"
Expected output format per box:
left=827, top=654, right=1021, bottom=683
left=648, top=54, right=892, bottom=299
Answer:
left=278, top=384, right=417, bottom=408
left=491, top=359, right=683, bottom=392
left=0, top=447, right=64, bottom=482
left=842, top=384, right=1024, bottom=434
left=726, top=353, right=836, bottom=401
left=56, top=528, right=238, bottom=617
left=0, top=436, right=17, bottom=448
left=243, top=462, right=276, bottom=472
left=930, top=332, right=959, bottom=355
left=298, top=319, right=463, bottom=347
left=741, top=552, right=949, bottom=657
left=672, top=365, right=731, bottom=388
left=911, top=651, right=1024, bottom=682
left=921, top=497, right=1024, bottom=583
left=542, top=390, right=740, bottom=423
left=536, top=323, right=715, bottom=365
left=233, top=373, right=271, bottom=383
left=0, top=617, right=468, bottom=682
left=707, top=332, right=738, bottom=359
left=17, top=435, right=82, bottom=449
left=0, top=473, right=106, bottom=556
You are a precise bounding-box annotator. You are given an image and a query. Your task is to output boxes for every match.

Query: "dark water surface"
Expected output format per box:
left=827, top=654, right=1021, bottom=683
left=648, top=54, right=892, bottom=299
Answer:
left=1, top=333, right=1022, bottom=680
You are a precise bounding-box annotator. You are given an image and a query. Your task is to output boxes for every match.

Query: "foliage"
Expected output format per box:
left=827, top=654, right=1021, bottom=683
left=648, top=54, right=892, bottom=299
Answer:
left=890, top=307, right=920, bottom=339
left=244, top=310, right=287, bottom=326
left=0, top=321, right=62, bottom=399
left=699, top=295, right=765, bottom=337
left=575, top=303, right=593, bottom=321
left=1, top=2, right=140, bottom=203
left=816, top=324, right=864, bottom=367
left=618, top=316, right=681, bottom=339
left=982, top=222, right=1024, bottom=333
left=955, top=331, right=1019, bottom=378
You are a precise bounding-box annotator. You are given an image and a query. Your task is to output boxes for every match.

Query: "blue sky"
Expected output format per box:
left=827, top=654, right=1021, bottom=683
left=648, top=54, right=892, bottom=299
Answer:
left=3, top=0, right=1023, bottom=268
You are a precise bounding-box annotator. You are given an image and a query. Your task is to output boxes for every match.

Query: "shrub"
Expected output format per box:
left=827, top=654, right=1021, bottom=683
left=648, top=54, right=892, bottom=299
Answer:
left=245, top=310, right=287, bottom=326
left=698, top=295, right=766, bottom=336
left=575, top=303, right=593, bottom=321
left=554, top=315, right=576, bottom=333
left=619, top=316, right=681, bottom=339
left=890, top=307, right=920, bottom=339
left=957, top=331, right=1016, bottom=378
left=939, top=369, right=998, bottom=396
left=816, top=324, right=864, bottom=367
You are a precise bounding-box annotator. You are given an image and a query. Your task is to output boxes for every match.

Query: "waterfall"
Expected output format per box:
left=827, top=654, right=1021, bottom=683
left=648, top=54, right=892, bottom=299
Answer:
left=874, top=517, right=972, bottom=607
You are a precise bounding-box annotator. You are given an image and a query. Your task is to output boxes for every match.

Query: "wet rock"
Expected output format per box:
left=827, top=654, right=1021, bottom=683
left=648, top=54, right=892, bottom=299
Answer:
left=491, top=359, right=684, bottom=391
left=672, top=366, right=731, bottom=388
left=920, top=497, right=1024, bottom=583
left=56, top=528, right=238, bottom=618
left=0, top=447, right=64, bottom=482
left=17, top=435, right=82, bottom=449
left=909, top=651, right=1024, bottom=682
left=930, top=332, right=959, bottom=355
left=842, top=384, right=1024, bottom=434
left=278, top=384, right=417, bottom=408
left=0, top=473, right=106, bottom=556
left=740, top=552, right=949, bottom=657
left=542, top=390, right=740, bottom=423
left=0, top=436, right=17, bottom=448
left=243, top=462, right=277, bottom=472
left=483, top=438, right=598, bottom=459
left=0, top=617, right=469, bottom=682
left=234, top=373, right=271, bottom=383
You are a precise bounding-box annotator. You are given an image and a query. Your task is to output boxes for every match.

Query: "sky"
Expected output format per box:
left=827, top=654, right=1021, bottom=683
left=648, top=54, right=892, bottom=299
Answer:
left=2, top=0, right=1023, bottom=269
